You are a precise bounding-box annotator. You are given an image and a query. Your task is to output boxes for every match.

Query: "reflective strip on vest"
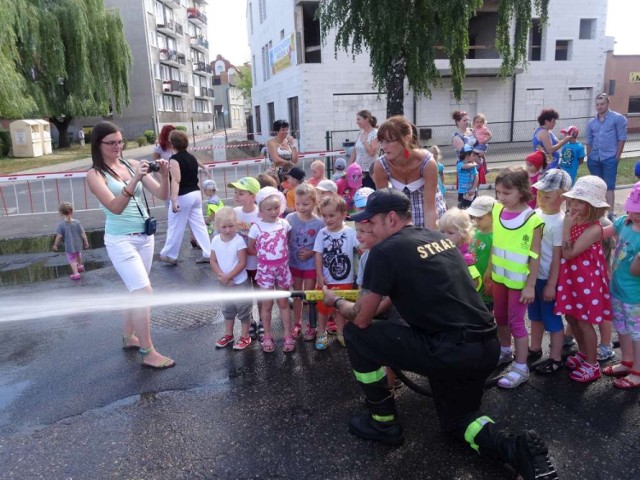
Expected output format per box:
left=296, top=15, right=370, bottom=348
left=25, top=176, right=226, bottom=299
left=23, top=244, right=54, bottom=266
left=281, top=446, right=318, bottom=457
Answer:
left=353, top=367, right=386, bottom=384
left=464, top=415, right=495, bottom=453
left=372, top=414, right=395, bottom=423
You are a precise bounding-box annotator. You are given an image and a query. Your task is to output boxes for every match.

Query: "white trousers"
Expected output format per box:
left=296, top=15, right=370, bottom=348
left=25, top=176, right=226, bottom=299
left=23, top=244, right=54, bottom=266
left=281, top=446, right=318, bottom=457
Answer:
left=160, top=190, right=211, bottom=260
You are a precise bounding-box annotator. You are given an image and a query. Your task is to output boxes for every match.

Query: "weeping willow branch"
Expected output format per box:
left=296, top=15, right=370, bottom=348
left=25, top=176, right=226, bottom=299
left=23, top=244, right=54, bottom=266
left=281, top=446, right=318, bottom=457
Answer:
left=319, top=0, right=550, bottom=116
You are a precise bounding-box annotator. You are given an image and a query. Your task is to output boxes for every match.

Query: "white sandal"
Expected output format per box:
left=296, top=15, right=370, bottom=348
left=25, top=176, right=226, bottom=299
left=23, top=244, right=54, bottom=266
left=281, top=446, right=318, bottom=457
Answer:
left=498, top=364, right=530, bottom=389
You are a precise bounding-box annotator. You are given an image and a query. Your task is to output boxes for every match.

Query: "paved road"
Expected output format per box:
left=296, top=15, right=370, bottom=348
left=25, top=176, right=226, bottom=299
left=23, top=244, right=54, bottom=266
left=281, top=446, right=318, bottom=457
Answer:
left=1, top=205, right=640, bottom=479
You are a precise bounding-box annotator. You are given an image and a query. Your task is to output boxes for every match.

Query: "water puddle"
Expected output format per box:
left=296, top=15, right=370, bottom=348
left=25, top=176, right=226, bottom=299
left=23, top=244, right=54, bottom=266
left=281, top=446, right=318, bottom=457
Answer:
left=0, top=230, right=105, bottom=255
left=0, top=259, right=108, bottom=287
left=0, top=230, right=107, bottom=286
left=0, top=380, right=31, bottom=410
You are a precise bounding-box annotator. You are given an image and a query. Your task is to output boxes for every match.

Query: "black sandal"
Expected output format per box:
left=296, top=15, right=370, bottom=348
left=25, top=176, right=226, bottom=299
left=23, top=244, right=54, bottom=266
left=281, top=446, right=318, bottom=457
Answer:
left=534, top=358, right=562, bottom=375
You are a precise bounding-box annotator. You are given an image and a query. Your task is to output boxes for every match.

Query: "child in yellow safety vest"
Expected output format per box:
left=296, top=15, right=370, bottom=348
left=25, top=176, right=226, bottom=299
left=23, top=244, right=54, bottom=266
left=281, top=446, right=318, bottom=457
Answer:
left=489, top=166, right=543, bottom=390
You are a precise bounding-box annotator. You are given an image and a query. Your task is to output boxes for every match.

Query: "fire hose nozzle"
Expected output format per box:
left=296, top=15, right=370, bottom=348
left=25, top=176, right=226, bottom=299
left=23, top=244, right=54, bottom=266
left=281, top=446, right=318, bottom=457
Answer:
left=289, top=290, right=359, bottom=302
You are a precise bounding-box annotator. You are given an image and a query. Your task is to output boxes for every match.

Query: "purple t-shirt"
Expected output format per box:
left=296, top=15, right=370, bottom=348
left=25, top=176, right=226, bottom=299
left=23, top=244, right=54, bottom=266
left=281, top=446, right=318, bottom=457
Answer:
left=286, top=212, right=325, bottom=271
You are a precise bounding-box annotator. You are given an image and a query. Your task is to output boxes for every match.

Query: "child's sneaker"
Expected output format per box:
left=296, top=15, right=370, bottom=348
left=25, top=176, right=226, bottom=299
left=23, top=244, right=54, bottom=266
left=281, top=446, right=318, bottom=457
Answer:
left=257, top=322, right=265, bottom=341
left=248, top=321, right=258, bottom=340
left=233, top=336, right=252, bottom=350
left=215, top=335, right=234, bottom=348
left=569, top=362, right=601, bottom=383
left=315, top=334, right=328, bottom=350
left=327, top=318, right=338, bottom=335
left=77, top=265, right=85, bottom=273
left=303, top=327, right=317, bottom=341
left=596, top=343, right=615, bottom=362
left=565, top=351, right=587, bottom=370
left=336, top=334, right=346, bottom=347
left=563, top=335, right=577, bottom=348
left=70, top=273, right=81, bottom=281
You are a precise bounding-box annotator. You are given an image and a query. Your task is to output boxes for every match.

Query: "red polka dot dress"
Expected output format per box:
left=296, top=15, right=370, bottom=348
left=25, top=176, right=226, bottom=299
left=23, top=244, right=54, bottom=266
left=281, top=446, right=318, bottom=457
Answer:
left=554, top=222, right=612, bottom=323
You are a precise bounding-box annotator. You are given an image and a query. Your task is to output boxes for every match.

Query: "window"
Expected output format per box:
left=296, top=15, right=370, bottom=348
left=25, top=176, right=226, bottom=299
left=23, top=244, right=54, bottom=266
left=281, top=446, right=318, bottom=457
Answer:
left=249, top=2, right=253, bottom=34
left=267, top=102, right=275, bottom=134
left=163, top=95, right=173, bottom=111
left=252, top=55, right=257, bottom=84
left=280, top=29, right=285, bottom=40
left=148, top=24, right=156, bottom=48
left=608, top=79, right=616, bottom=96
left=259, top=0, right=266, bottom=23
left=301, top=2, right=321, bottom=63
left=255, top=105, right=262, bottom=135
left=261, top=44, right=270, bottom=81
left=157, top=34, right=167, bottom=50
left=629, top=96, right=640, bottom=115
left=529, top=19, right=542, bottom=61
left=579, top=19, right=596, bottom=40
left=173, top=97, right=183, bottom=112
left=288, top=97, right=299, bottom=137
left=153, top=63, right=160, bottom=79
left=156, top=94, right=164, bottom=111
left=555, top=40, right=571, bottom=61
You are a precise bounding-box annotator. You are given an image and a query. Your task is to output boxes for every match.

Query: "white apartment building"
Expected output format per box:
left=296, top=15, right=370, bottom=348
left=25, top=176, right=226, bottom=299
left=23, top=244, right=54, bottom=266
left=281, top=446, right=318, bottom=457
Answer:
left=74, top=0, right=214, bottom=140
left=247, top=0, right=608, bottom=151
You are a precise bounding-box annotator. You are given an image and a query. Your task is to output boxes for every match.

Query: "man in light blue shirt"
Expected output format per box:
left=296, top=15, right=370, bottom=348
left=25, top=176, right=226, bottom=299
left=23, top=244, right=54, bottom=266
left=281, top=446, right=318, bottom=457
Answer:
left=586, top=93, right=628, bottom=213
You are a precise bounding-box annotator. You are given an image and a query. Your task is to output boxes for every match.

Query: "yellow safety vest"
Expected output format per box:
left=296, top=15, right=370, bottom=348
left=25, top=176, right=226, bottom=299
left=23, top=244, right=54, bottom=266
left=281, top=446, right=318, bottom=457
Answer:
left=491, top=203, right=543, bottom=289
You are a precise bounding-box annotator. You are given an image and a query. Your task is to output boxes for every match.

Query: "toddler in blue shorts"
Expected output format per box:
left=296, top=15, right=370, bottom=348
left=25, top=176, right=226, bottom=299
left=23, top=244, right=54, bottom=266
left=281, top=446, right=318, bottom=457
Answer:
left=527, top=169, right=573, bottom=374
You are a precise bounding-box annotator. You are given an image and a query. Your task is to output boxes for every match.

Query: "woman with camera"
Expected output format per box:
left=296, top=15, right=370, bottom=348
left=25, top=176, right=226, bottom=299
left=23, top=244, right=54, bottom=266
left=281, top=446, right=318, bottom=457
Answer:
left=86, top=121, right=175, bottom=369
left=159, top=129, right=212, bottom=264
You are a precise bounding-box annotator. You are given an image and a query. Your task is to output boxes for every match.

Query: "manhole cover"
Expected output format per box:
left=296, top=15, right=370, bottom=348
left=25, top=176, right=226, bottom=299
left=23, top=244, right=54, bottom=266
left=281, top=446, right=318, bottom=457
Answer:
left=151, top=303, right=223, bottom=331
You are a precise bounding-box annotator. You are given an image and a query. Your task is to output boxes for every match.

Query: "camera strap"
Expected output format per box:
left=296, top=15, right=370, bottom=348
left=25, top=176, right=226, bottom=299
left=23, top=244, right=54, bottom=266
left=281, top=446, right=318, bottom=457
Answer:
left=121, top=159, right=152, bottom=220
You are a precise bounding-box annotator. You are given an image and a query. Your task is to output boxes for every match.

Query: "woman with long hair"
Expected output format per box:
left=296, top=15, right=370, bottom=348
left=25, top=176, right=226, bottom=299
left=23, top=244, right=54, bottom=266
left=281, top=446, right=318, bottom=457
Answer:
left=85, top=121, right=175, bottom=369
left=349, top=109, right=379, bottom=189
left=153, top=124, right=176, bottom=161
left=372, top=116, right=447, bottom=229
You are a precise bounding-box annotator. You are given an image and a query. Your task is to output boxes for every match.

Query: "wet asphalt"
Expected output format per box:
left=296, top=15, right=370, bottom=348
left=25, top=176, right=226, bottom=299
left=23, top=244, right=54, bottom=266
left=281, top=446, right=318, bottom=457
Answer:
left=1, top=167, right=640, bottom=479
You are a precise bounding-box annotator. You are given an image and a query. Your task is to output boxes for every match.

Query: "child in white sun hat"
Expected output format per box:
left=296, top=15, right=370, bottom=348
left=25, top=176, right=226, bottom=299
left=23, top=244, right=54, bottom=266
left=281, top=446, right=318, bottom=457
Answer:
left=554, top=175, right=612, bottom=383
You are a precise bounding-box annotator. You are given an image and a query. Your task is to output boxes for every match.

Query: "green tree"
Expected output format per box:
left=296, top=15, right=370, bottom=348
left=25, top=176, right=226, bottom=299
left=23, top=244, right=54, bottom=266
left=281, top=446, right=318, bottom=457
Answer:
left=319, top=0, right=549, bottom=117
left=2, top=0, right=132, bottom=148
left=236, top=64, right=253, bottom=102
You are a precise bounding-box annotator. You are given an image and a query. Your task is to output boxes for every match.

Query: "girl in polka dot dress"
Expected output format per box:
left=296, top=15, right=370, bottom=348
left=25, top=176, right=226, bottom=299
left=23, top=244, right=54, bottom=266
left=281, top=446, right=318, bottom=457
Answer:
left=555, top=176, right=612, bottom=383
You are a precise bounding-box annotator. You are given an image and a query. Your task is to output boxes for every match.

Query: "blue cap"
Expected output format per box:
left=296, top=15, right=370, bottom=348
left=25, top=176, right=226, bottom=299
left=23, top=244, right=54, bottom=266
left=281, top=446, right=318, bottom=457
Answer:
left=635, top=159, right=640, bottom=177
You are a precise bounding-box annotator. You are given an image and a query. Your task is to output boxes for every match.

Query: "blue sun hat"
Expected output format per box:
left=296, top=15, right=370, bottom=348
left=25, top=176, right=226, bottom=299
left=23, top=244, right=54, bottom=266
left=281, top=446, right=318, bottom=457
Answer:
left=353, top=187, right=375, bottom=209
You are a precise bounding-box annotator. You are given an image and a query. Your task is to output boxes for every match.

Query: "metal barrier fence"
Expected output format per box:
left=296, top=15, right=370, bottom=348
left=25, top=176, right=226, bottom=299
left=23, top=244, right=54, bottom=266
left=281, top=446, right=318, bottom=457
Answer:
left=327, top=116, right=597, bottom=151
left=0, top=151, right=344, bottom=216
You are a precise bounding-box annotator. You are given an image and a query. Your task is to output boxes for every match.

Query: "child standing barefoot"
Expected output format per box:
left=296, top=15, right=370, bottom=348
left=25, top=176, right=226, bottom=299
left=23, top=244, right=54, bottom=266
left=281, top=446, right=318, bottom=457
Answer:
left=603, top=183, right=640, bottom=388
left=210, top=207, right=253, bottom=350
left=248, top=187, right=294, bottom=353
left=53, top=202, right=89, bottom=280
left=286, top=184, right=324, bottom=340
left=491, top=167, right=543, bottom=389
left=313, top=196, right=358, bottom=350
left=555, top=176, right=612, bottom=383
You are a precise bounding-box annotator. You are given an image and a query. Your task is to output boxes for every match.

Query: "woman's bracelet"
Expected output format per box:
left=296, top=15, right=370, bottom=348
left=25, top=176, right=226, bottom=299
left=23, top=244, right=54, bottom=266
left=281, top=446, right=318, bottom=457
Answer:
left=121, top=186, right=133, bottom=198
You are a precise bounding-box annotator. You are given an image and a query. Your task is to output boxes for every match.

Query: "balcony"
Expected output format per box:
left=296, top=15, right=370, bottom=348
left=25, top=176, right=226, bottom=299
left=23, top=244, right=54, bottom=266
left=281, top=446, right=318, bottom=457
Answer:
left=190, top=35, right=209, bottom=52
left=187, top=7, right=207, bottom=26
left=194, top=86, right=214, bottom=98
left=193, top=61, right=212, bottom=75
left=162, top=79, right=189, bottom=95
left=157, top=0, right=181, bottom=8
left=159, top=49, right=186, bottom=68
left=156, top=19, right=184, bottom=37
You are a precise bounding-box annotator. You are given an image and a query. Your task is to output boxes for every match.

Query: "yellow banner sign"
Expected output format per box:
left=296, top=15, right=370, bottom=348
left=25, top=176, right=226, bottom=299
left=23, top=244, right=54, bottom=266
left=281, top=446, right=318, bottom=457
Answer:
left=629, top=72, right=640, bottom=83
